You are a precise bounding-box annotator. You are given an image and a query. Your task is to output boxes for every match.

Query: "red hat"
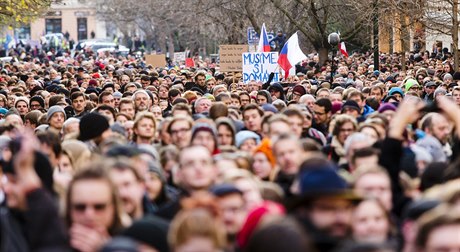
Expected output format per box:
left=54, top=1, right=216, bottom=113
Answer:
left=88, top=79, right=98, bottom=87
left=236, top=201, right=285, bottom=248
left=92, top=73, right=101, bottom=79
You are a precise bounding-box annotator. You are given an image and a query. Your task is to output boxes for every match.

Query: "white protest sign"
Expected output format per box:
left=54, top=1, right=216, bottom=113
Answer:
left=174, top=52, right=186, bottom=62
left=242, top=52, right=280, bottom=84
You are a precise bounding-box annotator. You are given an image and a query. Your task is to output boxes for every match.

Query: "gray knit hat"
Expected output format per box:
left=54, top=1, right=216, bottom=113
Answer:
left=46, top=105, right=66, bottom=122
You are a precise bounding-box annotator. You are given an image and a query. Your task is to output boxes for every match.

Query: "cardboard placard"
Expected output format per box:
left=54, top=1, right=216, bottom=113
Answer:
left=219, top=45, right=248, bottom=72
left=242, top=52, right=280, bottom=83
left=145, top=54, right=166, bottom=68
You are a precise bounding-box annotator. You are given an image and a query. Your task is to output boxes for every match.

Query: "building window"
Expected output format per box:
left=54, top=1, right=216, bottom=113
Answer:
left=45, top=18, right=62, bottom=34
left=15, top=25, right=31, bottom=40
left=77, top=18, right=88, bottom=41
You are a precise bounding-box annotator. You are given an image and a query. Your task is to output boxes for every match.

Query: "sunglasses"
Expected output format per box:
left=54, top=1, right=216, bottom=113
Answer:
left=72, top=202, right=109, bottom=212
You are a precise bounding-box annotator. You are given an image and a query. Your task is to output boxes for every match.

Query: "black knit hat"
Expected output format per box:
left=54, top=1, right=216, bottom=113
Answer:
left=121, top=216, right=170, bottom=252
left=341, top=100, right=360, bottom=113
left=78, top=112, right=110, bottom=141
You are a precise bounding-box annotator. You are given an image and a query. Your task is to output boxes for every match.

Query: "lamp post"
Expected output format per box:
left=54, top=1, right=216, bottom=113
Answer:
left=328, top=32, right=340, bottom=79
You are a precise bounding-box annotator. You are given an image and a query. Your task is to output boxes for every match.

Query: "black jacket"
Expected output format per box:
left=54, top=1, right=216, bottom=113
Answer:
left=0, top=188, right=70, bottom=252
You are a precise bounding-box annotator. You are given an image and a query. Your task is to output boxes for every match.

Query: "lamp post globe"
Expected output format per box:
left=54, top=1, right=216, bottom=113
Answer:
left=328, top=32, right=340, bottom=47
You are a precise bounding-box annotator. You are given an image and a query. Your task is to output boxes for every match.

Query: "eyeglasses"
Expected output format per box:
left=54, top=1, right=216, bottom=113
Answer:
left=170, top=127, right=190, bottom=135
left=72, top=202, right=109, bottom=212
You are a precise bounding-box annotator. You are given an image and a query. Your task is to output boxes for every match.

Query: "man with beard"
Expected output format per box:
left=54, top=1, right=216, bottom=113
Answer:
left=289, top=157, right=361, bottom=252
left=416, top=112, right=452, bottom=162
left=132, top=90, right=151, bottom=113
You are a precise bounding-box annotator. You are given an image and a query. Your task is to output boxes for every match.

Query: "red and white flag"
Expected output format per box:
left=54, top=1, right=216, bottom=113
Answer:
left=339, top=42, right=349, bottom=57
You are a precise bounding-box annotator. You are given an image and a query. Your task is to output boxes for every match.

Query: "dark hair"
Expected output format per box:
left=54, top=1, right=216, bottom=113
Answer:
left=351, top=147, right=380, bottom=166
left=70, top=91, right=85, bottom=102
left=36, top=131, right=62, bottom=159
left=168, top=88, right=181, bottom=99
left=49, top=95, right=65, bottom=107
left=194, top=72, right=206, bottom=82
left=242, top=104, right=264, bottom=117
left=98, top=90, right=113, bottom=104
left=95, top=105, right=116, bottom=119
left=315, top=98, right=332, bottom=113
left=244, top=217, right=314, bottom=252
left=365, top=97, right=380, bottom=111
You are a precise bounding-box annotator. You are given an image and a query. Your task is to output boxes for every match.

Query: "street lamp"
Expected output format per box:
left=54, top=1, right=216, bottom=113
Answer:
left=328, top=32, right=340, bottom=79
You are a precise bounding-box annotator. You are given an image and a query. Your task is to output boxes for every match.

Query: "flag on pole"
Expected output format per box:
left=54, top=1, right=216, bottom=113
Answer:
left=339, top=42, right=349, bottom=57
left=277, top=32, right=307, bottom=80
left=257, top=23, right=271, bottom=52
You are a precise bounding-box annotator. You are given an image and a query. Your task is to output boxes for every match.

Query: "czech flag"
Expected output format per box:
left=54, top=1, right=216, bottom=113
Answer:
left=278, top=32, right=307, bottom=80
left=339, top=42, right=349, bottom=57
left=257, top=23, right=271, bottom=52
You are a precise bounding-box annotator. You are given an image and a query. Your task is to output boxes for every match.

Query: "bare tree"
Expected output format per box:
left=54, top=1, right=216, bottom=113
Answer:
left=268, top=0, right=375, bottom=64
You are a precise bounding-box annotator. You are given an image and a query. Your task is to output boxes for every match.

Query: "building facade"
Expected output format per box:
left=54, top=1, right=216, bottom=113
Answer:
left=8, top=0, right=107, bottom=42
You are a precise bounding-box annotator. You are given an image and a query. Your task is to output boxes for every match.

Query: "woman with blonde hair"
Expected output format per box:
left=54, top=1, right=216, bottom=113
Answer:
left=169, top=192, right=227, bottom=252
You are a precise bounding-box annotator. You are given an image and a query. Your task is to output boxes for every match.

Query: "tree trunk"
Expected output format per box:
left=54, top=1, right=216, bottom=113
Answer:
left=453, top=0, right=459, bottom=71
left=318, top=47, right=329, bottom=66
left=167, top=33, right=175, bottom=59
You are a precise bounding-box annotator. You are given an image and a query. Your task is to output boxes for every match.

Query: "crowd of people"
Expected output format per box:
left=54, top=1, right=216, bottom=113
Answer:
left=0, top=44, right=460, bottom=252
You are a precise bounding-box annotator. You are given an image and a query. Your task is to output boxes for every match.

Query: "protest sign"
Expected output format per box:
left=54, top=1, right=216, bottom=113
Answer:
left=174, top=52, right=186, bottom=62
left=242, top=52, right=280, bottom=83
left=145, top=54, right=166, bottom=68
left=219, top=45, right=248, bottom=72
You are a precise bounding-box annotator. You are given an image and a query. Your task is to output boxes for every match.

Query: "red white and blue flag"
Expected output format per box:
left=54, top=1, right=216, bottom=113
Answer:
left=339, top=42, right=349, bottom=57
left=257, top=23, right=271, bottom=52
left=278, top=32, right=307, bottom=80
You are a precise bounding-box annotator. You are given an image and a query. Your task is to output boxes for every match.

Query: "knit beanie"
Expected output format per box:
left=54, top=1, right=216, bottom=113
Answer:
left=14, top=97, right=29, bottom=108
left=261, top=103, right=278, bottom=113
left=191, top=122, right=218, bottom=149
left=341, top=100, right=360, bottom=113
left=292, top=85, right=307, bottom=96
left=47, top=105, right=66, bottom=122
left=253, top=138, right=276, bottom=167
left=78, top=112, right=110, bottom=141
left=378, top=103, right=397, bottom=113
left=404, top=79, right=419, bottom=92
left=388, top=87, right=404, bottom=97
left=121, top=216, right=169, bottom=252
left=235, top=130, right=261, bottom=148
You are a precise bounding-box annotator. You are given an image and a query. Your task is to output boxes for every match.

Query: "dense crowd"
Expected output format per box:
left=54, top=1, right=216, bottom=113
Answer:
left=0, top=44, right=460, bottom=252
